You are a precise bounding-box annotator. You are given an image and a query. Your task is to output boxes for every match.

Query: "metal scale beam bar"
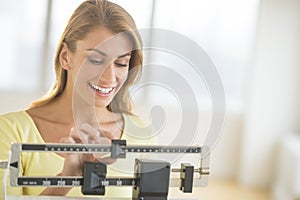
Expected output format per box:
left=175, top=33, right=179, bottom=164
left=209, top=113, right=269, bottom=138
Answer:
left=5, top=141, right=209, bottom=188
left=17, top=177, right=135, bottom=187
left=20, top=143, right=201, bottom=154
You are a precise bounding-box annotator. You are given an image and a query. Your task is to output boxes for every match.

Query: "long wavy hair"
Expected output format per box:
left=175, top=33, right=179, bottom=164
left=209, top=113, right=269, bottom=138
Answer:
left=30, top=0, right=143, bottom=115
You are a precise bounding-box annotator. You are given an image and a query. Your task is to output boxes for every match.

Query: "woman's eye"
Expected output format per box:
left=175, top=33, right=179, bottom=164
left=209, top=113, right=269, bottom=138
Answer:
left=88, top=57, right=103, bottom=65
left=115, top=63, right=128, bottom=67
left=115, top=59, right=129, bottom=67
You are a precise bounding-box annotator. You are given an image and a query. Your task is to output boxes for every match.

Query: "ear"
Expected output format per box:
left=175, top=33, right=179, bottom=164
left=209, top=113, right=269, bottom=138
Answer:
left=59, top=43, right=71, bottom=70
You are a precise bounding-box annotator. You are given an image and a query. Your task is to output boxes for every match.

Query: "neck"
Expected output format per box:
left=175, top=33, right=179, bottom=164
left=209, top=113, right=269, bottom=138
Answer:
left=72, top=91, right=112, bottom=130
left=45, top=89, right=73, bottom=125
left=43, top=84, right=113, bottom=129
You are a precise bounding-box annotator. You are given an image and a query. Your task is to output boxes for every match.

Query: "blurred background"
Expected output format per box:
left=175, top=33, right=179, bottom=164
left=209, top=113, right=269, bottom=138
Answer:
left=1, top=0, right=300, bottom=199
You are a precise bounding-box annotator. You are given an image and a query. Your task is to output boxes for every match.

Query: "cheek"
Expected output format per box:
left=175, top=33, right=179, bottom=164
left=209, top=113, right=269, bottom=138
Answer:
left=75, top=58, right=95, bottom=76
left=72, top=66, right=95, bottom=88
left=118, top=70, right=129, bottom=84
left=69, top=57, right=84, bottom=81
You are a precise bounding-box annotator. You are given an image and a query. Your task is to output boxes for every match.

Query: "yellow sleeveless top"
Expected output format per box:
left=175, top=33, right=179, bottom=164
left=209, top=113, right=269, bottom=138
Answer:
left=0, top=110, right=155, bottom=198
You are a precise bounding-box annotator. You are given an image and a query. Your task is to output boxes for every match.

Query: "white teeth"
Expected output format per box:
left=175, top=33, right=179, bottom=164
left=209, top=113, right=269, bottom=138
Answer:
left=90, top=83, right=113, bottom=93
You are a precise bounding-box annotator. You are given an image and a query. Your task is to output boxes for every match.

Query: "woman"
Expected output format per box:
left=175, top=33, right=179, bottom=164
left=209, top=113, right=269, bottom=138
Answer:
left=0, top=0, right=154, bottom=197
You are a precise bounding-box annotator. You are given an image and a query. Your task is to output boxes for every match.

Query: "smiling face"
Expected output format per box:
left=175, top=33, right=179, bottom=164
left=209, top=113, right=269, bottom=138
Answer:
left=62, top=27, right=133, bottom=108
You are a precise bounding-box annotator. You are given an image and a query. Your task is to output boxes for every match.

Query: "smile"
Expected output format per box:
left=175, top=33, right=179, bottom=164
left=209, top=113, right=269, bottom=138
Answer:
left=89, top=83, right=114, bottom=94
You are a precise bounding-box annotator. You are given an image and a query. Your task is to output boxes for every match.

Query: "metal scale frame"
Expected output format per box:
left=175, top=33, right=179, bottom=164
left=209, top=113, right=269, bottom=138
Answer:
left=1, top=140, right=210, bottom=200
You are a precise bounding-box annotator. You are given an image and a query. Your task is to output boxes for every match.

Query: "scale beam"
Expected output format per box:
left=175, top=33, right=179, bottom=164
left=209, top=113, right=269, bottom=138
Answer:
left=1, top=140, right=210, bottom=199
left=19, top=143, right=201, bottom=155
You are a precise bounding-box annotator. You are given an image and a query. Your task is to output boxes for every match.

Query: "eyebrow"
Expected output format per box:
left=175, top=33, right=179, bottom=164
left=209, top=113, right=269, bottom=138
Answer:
left=117, top=52, right=132, bottom=58
left=86, top=48, right=131, bottom=58
left=86, top=48, right=107, bottom=56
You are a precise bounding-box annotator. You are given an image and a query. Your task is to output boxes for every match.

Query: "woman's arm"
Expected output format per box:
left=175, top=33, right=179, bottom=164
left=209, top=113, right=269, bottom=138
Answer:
left=0, top=117, right=24, bottom=197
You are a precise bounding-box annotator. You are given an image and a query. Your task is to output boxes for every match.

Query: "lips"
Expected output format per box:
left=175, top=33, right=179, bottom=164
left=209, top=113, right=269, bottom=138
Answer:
left=89, top=83, right=114, bottom=95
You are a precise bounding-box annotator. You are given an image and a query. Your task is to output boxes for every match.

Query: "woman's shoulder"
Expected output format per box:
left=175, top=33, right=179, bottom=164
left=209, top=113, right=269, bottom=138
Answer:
left=0, top=110, right=41, bottom=142
left=0, top=110, right=29, bottom=124
left=123, top=113, right=151, bottom=128
left=122, top=112, right=156, bottom=144
left=0, top=110, right=28, bottom=142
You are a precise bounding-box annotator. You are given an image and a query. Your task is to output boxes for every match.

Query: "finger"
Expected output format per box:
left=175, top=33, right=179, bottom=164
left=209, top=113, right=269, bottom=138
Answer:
left=76, top=130, right=89, bottom=144
left=94, top=156, right=116, bottom=165
left=60, top=136, right=76, bottom=144
left=70, top=127, right=89, bottom=144
left=80, top=123, right=100, bottom=137
left=59, top=137, right=77, bottom=158
left=80, top=123, right=100, bottom=140
left=93, top=136, right=111, bottom=144
left=69, top=128, right=82, bottom=143
left=100, top=130, right=119, bottom=140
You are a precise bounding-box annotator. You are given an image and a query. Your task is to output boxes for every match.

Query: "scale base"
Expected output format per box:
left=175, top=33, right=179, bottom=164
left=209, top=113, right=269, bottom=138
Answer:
left=6, top=196, right=199, bottom=200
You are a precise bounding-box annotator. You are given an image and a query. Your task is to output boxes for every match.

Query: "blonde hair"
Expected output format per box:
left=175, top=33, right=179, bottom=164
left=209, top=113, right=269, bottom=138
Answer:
left=30, top=0, right=143, bottom=114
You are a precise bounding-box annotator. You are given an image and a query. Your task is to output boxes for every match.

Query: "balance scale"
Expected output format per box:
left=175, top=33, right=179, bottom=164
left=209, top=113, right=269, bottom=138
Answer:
left=1, top=140, right=210, bottom=200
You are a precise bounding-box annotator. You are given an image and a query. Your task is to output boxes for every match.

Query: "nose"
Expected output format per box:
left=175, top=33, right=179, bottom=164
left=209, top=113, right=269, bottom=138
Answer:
left=99, top=63, right=116, bottom=83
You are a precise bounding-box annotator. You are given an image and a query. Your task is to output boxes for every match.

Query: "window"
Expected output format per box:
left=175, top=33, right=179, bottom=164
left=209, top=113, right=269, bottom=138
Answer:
left=0, top=0, right=259, bottom=111
left=151, top=0, right=260, bottom=110
left=0, top=0, right=47, bottom=91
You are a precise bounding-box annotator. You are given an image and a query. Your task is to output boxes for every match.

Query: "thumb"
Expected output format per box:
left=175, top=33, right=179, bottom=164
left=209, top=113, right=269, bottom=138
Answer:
left=60, top=136, right=76, bottom=144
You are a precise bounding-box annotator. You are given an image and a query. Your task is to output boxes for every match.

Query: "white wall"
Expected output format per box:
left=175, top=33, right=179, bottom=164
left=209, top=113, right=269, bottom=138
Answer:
left=210, top=112, right=244, bottom=179
left=238, top=0, right=300, bottom=188
left=0, top=91, right=41, bottom=114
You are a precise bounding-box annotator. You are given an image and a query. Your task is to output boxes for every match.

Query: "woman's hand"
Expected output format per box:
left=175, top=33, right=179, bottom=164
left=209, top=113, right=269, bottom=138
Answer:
left=59, top=123, right=116, bottom=176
